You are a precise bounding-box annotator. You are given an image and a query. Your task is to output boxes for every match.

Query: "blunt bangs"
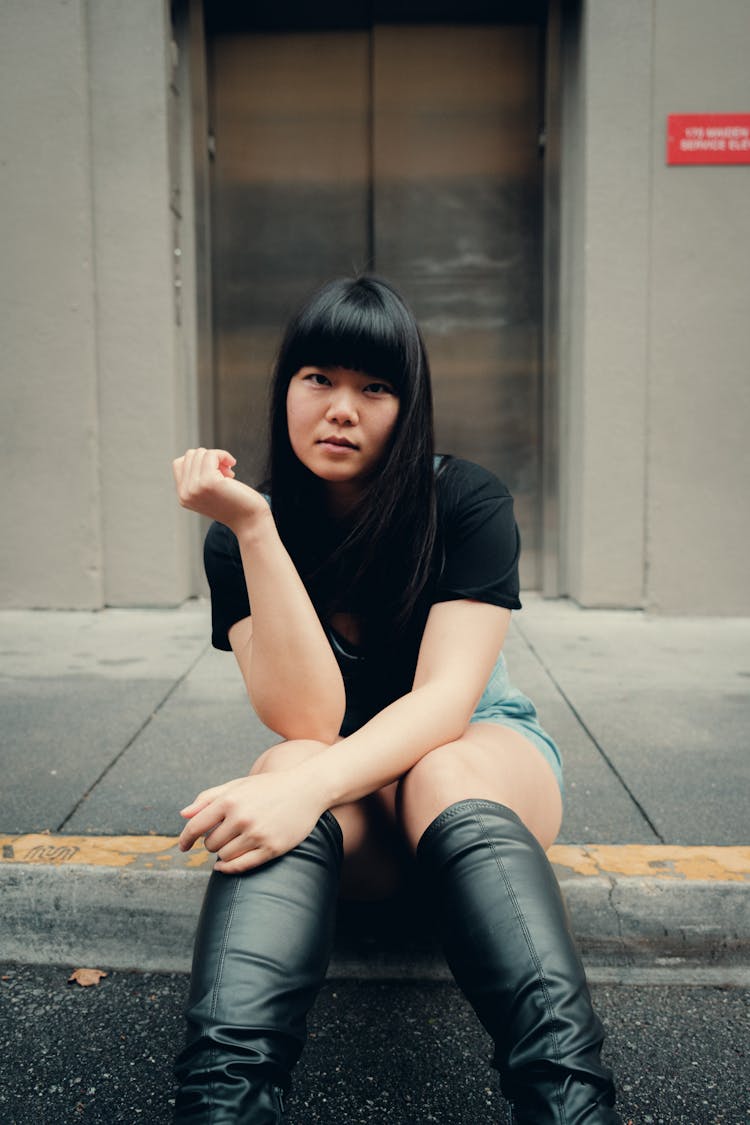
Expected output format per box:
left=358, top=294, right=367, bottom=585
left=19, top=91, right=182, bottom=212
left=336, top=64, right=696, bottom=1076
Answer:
left=279, top=278, right=418, bottom=393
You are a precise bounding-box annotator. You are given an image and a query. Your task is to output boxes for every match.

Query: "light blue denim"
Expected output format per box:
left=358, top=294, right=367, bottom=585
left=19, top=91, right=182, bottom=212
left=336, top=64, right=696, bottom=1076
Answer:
left=469, top=653, right=564, bottom=796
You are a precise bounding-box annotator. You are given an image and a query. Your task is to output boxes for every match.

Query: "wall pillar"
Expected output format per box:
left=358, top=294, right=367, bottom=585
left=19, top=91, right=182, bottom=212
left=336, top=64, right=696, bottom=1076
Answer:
left=88, top=0, right=196, bottom=605
left=0, top=0, right=103, bottom=607
left=559, top=0, right=653, bottom=607
left=646, top=0, right=750, bottom=613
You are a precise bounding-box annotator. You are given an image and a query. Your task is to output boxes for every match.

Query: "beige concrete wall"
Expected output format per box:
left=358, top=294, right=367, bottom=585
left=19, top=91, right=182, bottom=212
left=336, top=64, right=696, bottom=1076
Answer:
left=560, top=0, right=653, bottom=607
left=559, top=0, right=750, bottom=613
left=87, top=0, right=196, bottom=605
left=0, top=0, right=102, bottom=607
left=0, top=0, right=198, bottom=607
left=646, top=0, right=750, bottom=613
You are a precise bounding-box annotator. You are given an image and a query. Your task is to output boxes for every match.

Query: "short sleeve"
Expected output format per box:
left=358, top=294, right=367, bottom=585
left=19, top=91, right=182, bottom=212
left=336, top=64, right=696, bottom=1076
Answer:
left=434, top=459, right=522, bottom=611
left=203, top=521, right=251, bottom=650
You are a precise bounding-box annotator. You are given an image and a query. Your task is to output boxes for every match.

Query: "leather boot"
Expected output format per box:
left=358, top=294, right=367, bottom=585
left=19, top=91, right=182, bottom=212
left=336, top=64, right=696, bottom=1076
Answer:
left=415, top=799, right=620, bottom=1124
left=173, top=810, right=343, bottom=1123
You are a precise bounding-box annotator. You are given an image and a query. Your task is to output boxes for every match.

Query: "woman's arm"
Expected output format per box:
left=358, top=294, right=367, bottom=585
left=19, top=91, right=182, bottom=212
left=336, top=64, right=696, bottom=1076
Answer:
left=173, top=448, right=345, bottom=741
left=304, top=598, right=510, bottom=807
left=227, top=515, right=345, bottom=740
left=178, top=598, right=510, bottom=870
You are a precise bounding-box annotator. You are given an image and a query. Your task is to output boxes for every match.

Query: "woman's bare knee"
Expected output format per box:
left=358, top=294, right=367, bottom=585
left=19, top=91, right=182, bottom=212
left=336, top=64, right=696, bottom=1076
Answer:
left=396, top=734, right=563, bottom=853
left=398, top=743, right=463, bottom=814
left=249, top=738, right=329, bottom=776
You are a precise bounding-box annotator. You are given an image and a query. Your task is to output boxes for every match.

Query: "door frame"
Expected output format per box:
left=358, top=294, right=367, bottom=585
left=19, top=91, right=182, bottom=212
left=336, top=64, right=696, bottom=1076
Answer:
left=176, top=0, right=562, bottom=593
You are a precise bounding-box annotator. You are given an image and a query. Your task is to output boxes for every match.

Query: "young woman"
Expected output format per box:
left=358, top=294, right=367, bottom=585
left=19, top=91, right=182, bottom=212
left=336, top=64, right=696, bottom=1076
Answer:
left=171, top=276, right=620, bottom=1124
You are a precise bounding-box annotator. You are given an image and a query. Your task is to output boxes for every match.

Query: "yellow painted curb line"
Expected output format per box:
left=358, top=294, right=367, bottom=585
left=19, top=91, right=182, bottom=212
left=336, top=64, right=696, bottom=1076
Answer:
left=0, top=834, right=212, bottom=870
left=550, top=844, right=750, bottom=883
left=1, top=835, right=749, bottom=882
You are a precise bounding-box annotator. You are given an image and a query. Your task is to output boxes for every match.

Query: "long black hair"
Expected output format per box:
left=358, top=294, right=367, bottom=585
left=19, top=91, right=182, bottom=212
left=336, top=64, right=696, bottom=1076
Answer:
left=265, top=276, right=437, bottom=639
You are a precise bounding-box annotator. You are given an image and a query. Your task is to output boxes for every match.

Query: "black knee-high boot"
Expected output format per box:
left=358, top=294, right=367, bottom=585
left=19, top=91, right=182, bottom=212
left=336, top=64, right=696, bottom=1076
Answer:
left=173, top=811, right=343, bottom=1123
left=415, top=799, right=619, bottom=1125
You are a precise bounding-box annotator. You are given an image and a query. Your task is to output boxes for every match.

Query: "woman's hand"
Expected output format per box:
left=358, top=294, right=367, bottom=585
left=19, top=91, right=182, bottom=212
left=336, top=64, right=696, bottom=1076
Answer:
left=178, top=771, right=329, bottom=874
left=172, top=447, right=269, bottom=532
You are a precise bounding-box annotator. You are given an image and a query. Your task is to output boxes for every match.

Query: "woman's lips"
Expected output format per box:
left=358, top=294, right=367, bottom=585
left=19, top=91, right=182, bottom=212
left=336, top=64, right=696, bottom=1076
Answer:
left=319, top=436, right=359, bottom=450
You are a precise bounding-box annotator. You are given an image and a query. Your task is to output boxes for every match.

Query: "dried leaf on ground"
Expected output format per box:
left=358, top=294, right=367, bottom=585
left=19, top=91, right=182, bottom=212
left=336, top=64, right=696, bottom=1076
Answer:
left=68, top=967, right=108, bottom=987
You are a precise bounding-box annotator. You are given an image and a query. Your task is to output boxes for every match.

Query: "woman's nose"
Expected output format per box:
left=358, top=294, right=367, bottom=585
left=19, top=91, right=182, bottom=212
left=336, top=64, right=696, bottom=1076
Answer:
left=326, top=389, right=358, bottom=425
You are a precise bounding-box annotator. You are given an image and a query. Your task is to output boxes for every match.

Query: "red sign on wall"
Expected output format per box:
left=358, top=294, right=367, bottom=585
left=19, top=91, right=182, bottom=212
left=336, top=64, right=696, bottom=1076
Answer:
left=667, top=114, right=750, bottom=165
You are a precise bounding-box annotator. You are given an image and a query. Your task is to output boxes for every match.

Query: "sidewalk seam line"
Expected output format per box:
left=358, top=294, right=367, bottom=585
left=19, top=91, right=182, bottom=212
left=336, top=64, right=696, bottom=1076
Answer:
left=513, top=619, right=666, bottom=844
left=55, top=642, right=211, bottom=832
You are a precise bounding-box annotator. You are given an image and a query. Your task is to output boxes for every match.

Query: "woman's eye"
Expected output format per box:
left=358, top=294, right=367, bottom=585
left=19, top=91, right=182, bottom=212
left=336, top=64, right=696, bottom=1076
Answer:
left=365, top=382, right=395, bottom=395
left=304, top=373, right=331, bottom=386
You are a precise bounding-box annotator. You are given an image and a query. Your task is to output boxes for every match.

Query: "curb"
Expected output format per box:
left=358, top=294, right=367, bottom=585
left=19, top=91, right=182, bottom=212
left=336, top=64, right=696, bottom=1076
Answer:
left=2, top=834, right=749, bottom=974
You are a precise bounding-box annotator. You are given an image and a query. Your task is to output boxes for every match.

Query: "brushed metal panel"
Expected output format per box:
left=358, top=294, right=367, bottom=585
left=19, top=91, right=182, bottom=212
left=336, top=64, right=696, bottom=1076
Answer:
left=372, top=24, right=543, bottom=584
left=209, top=22, right=543, bottom=586
left=210, top=32, right=370, bottom=481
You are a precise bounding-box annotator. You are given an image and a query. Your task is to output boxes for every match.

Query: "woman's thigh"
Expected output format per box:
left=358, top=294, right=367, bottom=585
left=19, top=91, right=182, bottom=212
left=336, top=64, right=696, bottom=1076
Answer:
left=251, top=740, right=406, bottom=899
left=397, top=723, right=564, bottom=853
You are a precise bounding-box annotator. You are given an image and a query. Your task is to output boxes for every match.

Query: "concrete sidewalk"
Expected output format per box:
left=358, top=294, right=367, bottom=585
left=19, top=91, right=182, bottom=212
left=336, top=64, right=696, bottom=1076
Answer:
left=1, top=596, right=749, bottom=971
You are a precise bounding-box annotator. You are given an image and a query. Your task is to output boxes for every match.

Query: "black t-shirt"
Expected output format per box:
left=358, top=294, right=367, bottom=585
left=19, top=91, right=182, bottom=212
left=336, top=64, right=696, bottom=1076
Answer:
left=204, top=456, right=521, bottom=729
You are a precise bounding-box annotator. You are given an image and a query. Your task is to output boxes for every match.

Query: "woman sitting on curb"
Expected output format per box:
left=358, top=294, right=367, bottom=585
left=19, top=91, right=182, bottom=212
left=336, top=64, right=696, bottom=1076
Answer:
left=170, top=275, right=620, bottom=1124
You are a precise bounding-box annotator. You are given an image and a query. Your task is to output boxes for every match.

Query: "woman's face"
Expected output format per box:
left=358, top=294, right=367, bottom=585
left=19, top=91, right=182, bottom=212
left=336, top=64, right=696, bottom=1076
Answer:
left=286, top=366, right=400, bottom=507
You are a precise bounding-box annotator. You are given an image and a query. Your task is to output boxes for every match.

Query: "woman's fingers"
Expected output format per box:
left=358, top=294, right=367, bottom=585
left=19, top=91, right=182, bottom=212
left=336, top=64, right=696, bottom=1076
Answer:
left=178, top=778, right=258, bottom=852
left=171, top=455, right=184, bottom=487
left=179, top=802, right=274, bottom=862
left=180, top=784, right=226, bottom=817
left=217, top=451, right=237, bottom=478
left=208, top=829, right=265, bottom=862
left=172, top=448, right=236, bottom=500
left=186, top=447, right=208, bottom=494
left=181, top=809, right=265, bottom=863
left=177, top=772, right=323, bottom=870
left=214, top=848, right=270, bottom=875
left=197, top=449, right=235, bottom=488
left=178, top=799, right=227, bottom=852
left=171, top=447, right=254, bottom=525
left=172, top=447, right=203, bottom=506
left=202, top=819, right=242, bottom=854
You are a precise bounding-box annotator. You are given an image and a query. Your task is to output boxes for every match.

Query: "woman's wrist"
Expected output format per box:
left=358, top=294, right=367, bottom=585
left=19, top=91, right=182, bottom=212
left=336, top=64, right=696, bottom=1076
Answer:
left=293, top=752, right=342, bottom=815
left=232, top=502, right=275, bottom=544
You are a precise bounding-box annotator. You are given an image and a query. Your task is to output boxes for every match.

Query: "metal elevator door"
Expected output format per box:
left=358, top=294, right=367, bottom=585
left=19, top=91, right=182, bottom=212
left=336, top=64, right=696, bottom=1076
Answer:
left=208, top=21, right=543, bottom=583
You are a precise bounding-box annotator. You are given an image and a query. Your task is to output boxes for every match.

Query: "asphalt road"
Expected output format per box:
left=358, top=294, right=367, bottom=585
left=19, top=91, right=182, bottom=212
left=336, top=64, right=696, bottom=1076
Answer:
left=1, top=965, right=747, bottom=1125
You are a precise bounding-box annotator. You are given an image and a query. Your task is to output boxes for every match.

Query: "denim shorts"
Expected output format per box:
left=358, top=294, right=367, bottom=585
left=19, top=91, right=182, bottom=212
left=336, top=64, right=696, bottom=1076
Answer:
left=331, top=628, right=563, bottom=797
left=469, top=653, right=564, bottom=796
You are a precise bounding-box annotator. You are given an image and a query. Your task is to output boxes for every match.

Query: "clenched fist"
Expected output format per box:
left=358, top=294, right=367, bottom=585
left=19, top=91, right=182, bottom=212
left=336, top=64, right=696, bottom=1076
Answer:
left=171, top=447, right=270, bottom=532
